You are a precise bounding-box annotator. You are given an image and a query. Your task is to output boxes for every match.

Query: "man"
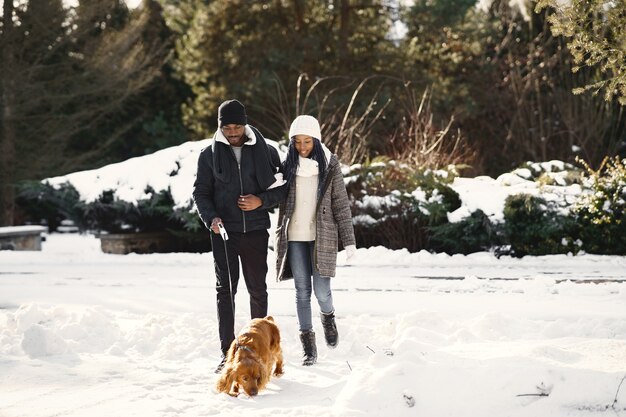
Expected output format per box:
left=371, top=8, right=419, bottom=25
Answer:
left=192, top=99, right=284, bottom=373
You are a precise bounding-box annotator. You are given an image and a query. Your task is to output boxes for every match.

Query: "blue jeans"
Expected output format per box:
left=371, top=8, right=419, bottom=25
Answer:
left=288, top=241, right=334, bottom=332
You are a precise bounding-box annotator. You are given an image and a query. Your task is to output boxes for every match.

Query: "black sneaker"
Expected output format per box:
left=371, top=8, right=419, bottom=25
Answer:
left=214, top=355, right=227, bottom=374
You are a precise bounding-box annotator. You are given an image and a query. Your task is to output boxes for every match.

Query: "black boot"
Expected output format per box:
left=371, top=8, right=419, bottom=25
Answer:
left=321, top=311, right=339, bottom=348
left=299, top=330, right=317, bottom=366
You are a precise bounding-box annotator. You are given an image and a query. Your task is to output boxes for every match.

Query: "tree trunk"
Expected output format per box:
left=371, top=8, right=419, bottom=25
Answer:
left=1, top=0, right=17, bottom=226
left=338, top=0, right=350, bottom=66
left=292, top=0, right=305, bottom=32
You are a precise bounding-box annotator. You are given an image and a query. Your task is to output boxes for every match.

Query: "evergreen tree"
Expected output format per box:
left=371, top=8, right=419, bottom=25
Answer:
left=536, top=0, right=626, bottom=105
left=71, top=0, right=190, bottom=163
left=0, top=0, right=171, bottom=226
left=167, top=0, right=396, bottom=139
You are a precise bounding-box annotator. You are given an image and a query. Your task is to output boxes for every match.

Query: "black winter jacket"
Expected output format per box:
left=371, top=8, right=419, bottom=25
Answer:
left=192, top=126, right=283, bottom=234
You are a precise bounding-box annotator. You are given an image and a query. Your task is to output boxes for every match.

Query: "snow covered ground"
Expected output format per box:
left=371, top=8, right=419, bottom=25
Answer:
left=1, top=234, right=625, bottom=416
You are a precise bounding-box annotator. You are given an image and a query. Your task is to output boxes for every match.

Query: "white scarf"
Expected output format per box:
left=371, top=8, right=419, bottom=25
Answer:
left=297, top=156, right=319, bottom=177
left=296, top=144, right=332, bottom=177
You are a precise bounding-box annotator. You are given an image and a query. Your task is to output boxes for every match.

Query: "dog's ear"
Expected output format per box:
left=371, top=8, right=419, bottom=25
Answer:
left=215, top=365, right=234, bottom=394
left=269, top=322, right=281, bottom=349
left=258, top=360, right=270, bottom=388
left=226, top=340, right=238, bottom=361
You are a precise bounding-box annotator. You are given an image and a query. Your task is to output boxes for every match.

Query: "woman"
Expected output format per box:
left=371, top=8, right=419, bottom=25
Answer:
left=275, top=115, right=356, bottom=366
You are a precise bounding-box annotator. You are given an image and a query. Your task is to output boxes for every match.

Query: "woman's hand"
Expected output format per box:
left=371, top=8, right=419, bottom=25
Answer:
left=345, top=245, right=357, bottom=263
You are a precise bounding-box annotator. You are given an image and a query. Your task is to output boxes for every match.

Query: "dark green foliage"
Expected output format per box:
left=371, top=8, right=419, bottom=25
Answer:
left=132, top=187, right=186, bottom=233
left=430, top=210, right=504, bottom=255
left=536, top=0, right=626, bottom=104
left=15, top=181, right=83, bottom=231
left=576, top=222, right=626, bottom=255
left=139, top=111, right=189, bottom=156
left=503, top=193, right=579, bottom=257
left=413, top=168, right=461, bottom=219
left=168, top=0, right=395, bottom=138
left=1, top=0, right=182, bottom=227
left=80, top=187, right=186, bottom=234
left=16, top=182, right=210, bottom=251
left=167, top=201, right=211, bottom=252
left=76, top=186, right=209, bottom=252
left=171, top=201, right=204, bottom=232
left=79, top=190, right=136, bottom=234
left=66, top=0, right=189, bottom=171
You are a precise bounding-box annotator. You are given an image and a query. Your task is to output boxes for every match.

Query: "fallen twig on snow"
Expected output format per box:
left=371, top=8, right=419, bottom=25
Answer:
left=612, top=374, right=626, bottom=410
left=516, top=382, right=552, bottom=398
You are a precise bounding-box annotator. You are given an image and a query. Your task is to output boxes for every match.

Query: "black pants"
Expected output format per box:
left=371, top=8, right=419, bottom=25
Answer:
left=210, top=229, right=269, bottom=354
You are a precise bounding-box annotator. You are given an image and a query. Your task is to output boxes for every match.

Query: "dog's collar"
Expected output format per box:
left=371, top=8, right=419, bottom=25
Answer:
left=236, top=342, right=254, bottom=353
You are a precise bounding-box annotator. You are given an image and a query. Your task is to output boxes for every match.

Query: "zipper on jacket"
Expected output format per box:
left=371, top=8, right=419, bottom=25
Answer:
left=239, top=160, right=246, bottom=233
left=230, top=147, right=246, bottom=233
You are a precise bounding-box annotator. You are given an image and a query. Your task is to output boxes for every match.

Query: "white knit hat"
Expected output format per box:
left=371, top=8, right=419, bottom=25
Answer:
left=288, top=115, right=321, bottom=140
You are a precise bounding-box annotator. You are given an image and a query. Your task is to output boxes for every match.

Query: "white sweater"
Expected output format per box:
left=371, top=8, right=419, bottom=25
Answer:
left=288, top=157, right=319, bottom=241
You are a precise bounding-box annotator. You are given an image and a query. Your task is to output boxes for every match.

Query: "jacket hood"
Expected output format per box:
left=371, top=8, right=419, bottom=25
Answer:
left=213, top=125, right=257, bottom=146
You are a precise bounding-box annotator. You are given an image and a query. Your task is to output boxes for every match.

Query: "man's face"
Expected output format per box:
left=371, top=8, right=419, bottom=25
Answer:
left=222, top=124, right=246, bottom=146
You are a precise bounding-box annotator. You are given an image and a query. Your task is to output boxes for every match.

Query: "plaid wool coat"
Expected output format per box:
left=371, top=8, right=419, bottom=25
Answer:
left=275, top=154, right=356, bottom=281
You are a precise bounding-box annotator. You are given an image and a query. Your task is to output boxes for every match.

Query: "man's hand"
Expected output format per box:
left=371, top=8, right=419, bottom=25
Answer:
left=210, top=217, right=223, bottom=234
left=238, top=194, right=262, bottom=211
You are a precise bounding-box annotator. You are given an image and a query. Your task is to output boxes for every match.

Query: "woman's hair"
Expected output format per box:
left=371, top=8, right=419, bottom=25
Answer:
left=283, top=137, right=327, bottom=192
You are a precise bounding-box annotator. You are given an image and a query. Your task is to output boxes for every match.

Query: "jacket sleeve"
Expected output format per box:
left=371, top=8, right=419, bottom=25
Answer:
left=192, top=148, right=218, bottom=229
left=330, top=161, right=356, bottom=247
left=258, top=145, right=288, bottom=209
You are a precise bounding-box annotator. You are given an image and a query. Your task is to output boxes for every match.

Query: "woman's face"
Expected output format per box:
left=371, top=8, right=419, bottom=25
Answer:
left=293, top=135, right=314, bottom=158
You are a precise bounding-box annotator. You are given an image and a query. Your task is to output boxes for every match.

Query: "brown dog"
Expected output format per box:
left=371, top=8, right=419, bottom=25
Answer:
left=215, top=316, right=284, bottom=397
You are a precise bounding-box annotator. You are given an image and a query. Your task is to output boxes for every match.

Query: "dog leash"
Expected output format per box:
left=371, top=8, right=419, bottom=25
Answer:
left=218, top=223, right=236, bottom=324
left=217, top=223, right=237, bottom=324
left=218, top=223, right=252, bottom=353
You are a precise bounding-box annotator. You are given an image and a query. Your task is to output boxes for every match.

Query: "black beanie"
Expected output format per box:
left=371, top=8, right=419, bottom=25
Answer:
left=218, top=99, right=247, bottom=127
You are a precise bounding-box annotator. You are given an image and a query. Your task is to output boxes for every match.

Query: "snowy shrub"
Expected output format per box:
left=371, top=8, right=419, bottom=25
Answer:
left=75, top=187, right=209, bottom=252
left=429, top=209, right=504, bottom=255
left=168, top=202, right=211, bottom=252
left=502, top=193, right=579, bottom=257
left=78, top=190, right=139, bottom=233
left=573, top=157, right=626, bottom=255
left=15, top=181, right=83, bottom=231
left=345, top=158, right=460, bottom=252
left=79, top=186, right=186, bottom=234
left=511, top=160, right=583, bottom=186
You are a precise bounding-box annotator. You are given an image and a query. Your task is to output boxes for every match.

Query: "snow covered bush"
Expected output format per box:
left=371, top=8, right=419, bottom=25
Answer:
left=502, top=193, right=579, bottom=257
left=77, top=187, right=208, bottom=252
left=79, top=186, right=186, bottom=234
left=429, top=209, right=504, bottom=255
left=573, top=157, right=626, bottom=255
left=511, top=160, right=583, bottom=186
left=345, top=159, right=460, bottom=252
left=15, top=181, right=83, bottom=231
